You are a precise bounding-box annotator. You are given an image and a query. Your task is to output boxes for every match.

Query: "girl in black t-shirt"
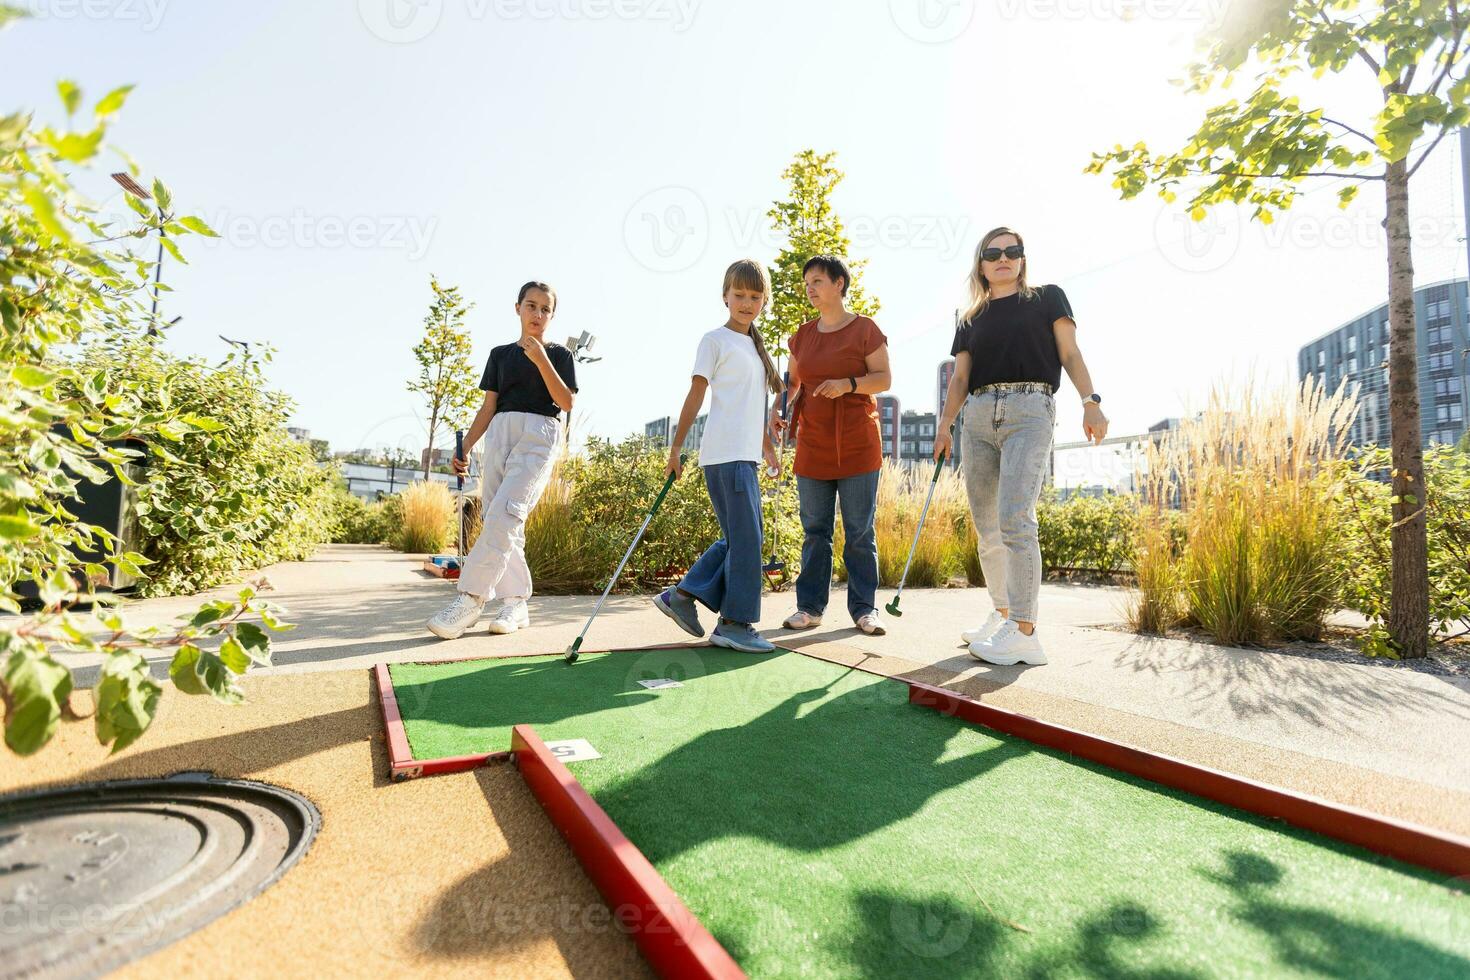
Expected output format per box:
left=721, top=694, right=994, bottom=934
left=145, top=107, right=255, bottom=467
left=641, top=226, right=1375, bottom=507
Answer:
left=934, top=227, right=1108, bottom=667
left=425, top=281, right=578, bottom=640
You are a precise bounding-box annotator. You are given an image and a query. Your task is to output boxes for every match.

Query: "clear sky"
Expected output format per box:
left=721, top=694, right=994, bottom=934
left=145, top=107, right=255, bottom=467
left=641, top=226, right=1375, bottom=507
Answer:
left=7, top=0, right=1465, bottom=472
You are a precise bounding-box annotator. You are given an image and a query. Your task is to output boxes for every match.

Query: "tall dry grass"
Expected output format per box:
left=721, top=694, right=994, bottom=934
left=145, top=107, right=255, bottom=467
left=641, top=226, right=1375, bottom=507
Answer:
left=1131, top=376, right=1357, bottom=645
left=522, top=459, right=592, bottom=592
left=835, top=460, right=975, bottom=588
left=396, top=480, right=455, bottom=554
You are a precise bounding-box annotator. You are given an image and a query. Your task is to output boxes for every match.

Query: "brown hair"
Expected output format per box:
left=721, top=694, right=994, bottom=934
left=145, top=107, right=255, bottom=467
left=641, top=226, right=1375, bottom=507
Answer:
left=722, top=258, right=782, bottom=395
left=517, top=280, right=556, bottom=311
left=961, top=227, right=1034, bottom=322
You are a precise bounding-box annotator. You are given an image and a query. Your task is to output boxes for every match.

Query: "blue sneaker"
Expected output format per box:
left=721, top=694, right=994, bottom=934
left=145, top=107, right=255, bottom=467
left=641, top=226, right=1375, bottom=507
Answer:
left=653, top=588, right=704, bottom=638
left=711, top=620, right=775, bottom=654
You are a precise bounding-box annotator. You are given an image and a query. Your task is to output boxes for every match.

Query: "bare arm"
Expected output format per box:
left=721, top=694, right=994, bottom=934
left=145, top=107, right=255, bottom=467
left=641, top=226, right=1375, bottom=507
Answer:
left=1053, top=317, right=1109, bottom=443
left=521, top=337, right=576, bottom=414
left=933, top=351, right=971, bottom=460
left=454, top=389, right=498, bottom=475
left=666, top=376, right=708, bottom=477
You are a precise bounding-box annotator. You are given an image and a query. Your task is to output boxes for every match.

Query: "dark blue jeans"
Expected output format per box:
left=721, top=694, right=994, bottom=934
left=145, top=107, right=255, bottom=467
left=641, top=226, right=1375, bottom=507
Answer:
left=680, top=461, right=763, bottom=625
left=795, top=469, right=880, bottom=621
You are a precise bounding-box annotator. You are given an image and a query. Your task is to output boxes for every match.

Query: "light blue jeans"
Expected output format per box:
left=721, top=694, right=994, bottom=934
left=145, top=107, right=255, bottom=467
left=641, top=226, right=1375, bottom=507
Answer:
left=960, top=387, right=1055, bottom=623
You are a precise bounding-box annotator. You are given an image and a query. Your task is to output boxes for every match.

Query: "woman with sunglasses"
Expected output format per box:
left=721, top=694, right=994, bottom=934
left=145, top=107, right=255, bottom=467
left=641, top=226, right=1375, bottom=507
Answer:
left=934, top=227, right=1108, bottom=666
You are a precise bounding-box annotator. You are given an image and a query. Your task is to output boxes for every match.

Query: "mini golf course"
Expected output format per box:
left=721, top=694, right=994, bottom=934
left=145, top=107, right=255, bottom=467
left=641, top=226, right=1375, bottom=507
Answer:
left=382, top=647, right=1470, bottom=979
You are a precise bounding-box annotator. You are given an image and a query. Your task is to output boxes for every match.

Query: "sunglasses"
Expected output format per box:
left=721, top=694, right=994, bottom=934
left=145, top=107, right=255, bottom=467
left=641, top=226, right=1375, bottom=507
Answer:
left=981, top=245, right=1024, bottom=262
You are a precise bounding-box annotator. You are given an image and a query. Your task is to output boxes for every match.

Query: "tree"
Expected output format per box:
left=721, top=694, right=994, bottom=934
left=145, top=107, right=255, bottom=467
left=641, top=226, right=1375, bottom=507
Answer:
left=761, top=149, right=880, bottom=356
left=1458, top=427, right=1470, bottom=454
left=1, top=31, right=289, bottom=756
left=406, top=277, right=479, bottom=480
left=1087, top=0, right=1468, bottom=658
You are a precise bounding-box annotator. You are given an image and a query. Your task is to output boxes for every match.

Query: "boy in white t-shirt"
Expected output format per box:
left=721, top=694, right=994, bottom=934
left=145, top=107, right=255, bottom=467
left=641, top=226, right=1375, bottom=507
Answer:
left=652, top=259, right=783, bottom=653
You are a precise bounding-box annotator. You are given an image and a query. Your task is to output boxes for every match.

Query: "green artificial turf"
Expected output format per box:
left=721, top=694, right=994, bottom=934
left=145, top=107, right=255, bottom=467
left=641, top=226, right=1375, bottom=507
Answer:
left=389, top=649, right=1470, bottom=978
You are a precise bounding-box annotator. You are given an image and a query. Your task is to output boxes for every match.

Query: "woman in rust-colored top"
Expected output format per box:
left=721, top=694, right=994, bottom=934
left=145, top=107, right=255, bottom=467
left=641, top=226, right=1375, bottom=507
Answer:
left=772, top=255, right=892, bottom=635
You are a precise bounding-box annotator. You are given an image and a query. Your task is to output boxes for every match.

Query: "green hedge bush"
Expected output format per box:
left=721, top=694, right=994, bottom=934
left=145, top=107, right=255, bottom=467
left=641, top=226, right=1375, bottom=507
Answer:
left=71, top=340, right=337, bottom=597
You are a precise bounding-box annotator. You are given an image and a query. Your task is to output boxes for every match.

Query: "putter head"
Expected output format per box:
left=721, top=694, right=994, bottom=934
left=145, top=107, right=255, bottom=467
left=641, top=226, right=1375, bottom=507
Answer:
left=762, top=554, right=786, bottom=574
left=563, top=636, right=583, bottom=664
left=885, top=597, right=902, bottom=617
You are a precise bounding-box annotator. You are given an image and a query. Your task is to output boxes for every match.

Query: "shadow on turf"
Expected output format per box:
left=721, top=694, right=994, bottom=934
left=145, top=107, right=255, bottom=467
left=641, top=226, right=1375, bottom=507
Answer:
left=1198, top=850, right=1469, bottom=978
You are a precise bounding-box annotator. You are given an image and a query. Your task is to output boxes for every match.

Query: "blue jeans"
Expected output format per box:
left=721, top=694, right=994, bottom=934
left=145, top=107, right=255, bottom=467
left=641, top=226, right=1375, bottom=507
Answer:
left=680, top=461, right=763, bottom=625
left=795, top=469, right=880, bottom=621
left=961, top=389, right=1055, bottom=623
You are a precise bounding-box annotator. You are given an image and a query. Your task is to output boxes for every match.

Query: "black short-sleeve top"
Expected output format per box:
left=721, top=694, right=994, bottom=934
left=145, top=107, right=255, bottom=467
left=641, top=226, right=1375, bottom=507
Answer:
left=950, top=284, right=1075, bottom=392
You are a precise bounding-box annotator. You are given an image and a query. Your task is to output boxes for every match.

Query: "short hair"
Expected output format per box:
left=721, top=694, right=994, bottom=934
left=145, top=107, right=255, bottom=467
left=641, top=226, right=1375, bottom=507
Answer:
left=801, top=255, right=851, bottom=296
left=517, top=280, right=556, bottom=311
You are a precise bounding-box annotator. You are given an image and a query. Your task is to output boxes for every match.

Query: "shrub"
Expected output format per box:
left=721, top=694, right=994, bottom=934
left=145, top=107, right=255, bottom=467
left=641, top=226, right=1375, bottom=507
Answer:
left=1037, top=490, right=1137, bottom=575
left=1337, top=444, right=1470, bottom=654
left=1, top=70, right=288, bottom=756
left=330, top=486, right=396, bottom=545
left=70, top=340, right=337, bottom=597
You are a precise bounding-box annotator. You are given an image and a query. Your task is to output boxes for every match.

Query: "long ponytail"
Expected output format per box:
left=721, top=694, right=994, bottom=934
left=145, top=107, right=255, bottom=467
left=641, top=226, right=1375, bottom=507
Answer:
left=722, top=258, right=783, bottom=395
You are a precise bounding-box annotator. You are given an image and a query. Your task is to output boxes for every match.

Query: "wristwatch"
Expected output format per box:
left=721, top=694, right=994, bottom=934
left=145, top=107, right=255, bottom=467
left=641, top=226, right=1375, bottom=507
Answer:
left=849, top=376, right=858, bottom=393
left=1082, top=393, right=1102, bottom=407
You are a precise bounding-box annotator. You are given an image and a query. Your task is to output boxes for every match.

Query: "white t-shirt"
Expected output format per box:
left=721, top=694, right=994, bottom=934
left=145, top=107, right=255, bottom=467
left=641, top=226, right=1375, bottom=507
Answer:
left=691, top=325, right=768, bottom=466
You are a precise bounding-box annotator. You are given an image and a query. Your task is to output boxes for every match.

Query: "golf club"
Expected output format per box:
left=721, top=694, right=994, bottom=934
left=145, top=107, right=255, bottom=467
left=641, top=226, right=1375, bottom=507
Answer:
left=565, top=452, right=687, bottom=664
left=885, top=423, right=955, bottom=617
left=763, top=371, right=791, bottom=582
left=454, top=429, right=465, bottom=571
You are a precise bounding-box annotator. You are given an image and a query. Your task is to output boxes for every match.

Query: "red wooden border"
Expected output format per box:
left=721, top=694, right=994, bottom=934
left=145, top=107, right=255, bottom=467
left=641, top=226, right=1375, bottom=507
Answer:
left=904, top=677, right=1470, bottom=877
left=512, top=724, right=745, bottom=980
left=374, top=643, right=711, bottom=781
left=373, top=661, right=507, bottom=781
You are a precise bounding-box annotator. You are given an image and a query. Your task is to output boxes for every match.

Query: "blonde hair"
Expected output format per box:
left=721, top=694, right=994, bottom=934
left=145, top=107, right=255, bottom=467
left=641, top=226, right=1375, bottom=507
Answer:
left=961, top=226, right=1035, bottom=322
left=722, top=258, right=783, bottom=395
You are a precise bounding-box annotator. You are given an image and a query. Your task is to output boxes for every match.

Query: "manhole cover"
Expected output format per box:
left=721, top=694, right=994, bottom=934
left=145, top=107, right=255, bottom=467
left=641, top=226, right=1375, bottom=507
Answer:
left=0, top=774, right=319, bottom=979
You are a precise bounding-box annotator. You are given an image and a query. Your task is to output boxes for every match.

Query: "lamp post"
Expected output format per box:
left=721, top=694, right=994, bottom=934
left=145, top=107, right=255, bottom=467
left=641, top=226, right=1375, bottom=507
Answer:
left=110, top=172, right=168, bottom=334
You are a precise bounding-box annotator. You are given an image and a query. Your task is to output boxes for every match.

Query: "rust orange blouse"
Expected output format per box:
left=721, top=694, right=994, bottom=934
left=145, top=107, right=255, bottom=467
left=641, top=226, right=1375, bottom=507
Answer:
left=788, top=315, right=887, bottom=480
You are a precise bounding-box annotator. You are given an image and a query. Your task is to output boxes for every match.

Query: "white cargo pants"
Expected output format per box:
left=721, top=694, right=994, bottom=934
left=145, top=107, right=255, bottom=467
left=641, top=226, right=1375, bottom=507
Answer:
left=458, top=411, right=562, bottom=602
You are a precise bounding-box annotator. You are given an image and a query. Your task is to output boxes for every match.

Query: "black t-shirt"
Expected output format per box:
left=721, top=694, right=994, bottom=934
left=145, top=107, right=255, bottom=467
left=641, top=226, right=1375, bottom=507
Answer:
left=950, top=284, right=1075, bottom=392
left=479, top=341, right=578, bottom=418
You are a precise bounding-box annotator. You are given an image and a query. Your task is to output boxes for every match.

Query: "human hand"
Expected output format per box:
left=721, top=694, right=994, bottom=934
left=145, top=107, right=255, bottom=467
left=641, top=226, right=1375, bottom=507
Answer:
left=813, top=378, right=848, bottom=399
left=518, top=334, right=549, bottom=363
left=452, top=454, right=470, bottom=477
left=1084, top=404, right=1109, bottom=444
left=933, top=427, right=953, bottom=462
left=665, top=450, right=683, bottom=480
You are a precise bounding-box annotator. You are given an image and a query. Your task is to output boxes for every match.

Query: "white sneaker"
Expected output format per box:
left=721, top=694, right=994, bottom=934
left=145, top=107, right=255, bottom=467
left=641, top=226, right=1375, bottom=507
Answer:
left=968, top=620, right=1047, bottom=665
left=487, top=598, right=530, bottom=635
left=427, top=593, right=484, bottom=639
left=961, top=610, right=1007, bottom=645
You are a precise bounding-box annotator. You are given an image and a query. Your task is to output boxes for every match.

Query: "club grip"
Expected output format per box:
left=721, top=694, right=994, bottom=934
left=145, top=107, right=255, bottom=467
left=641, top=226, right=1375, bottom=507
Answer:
left=780, top=370, right=790, bottom=420
left=651, top=452, right=687, bottom=513
left=454, top=430, right=465, bottom=491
